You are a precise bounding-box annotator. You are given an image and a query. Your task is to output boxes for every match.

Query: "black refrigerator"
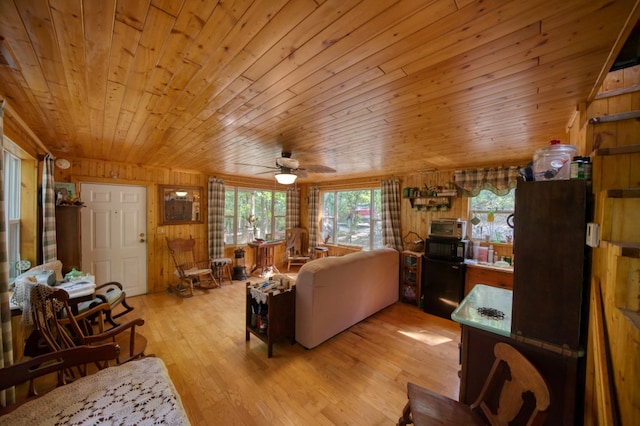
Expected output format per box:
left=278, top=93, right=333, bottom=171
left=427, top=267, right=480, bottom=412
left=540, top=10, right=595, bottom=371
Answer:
left=422, top=257, right=466, bottom=320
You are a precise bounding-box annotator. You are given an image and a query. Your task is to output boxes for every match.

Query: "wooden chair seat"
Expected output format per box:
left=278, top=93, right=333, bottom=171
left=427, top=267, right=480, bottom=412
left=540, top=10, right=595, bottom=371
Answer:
left=400, top=383, right=484, bottom=426
left=74, top=281, right=134, bottom=328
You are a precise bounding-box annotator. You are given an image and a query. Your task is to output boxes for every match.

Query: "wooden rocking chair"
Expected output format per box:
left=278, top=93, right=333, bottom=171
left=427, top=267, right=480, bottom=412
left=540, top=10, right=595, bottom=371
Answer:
left=166, top=236, right=218, bottom=297
left=29, top=284, right=147, bottom=367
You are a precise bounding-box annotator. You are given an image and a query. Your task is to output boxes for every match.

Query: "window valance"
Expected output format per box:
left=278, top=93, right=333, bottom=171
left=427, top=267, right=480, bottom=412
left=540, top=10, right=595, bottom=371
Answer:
left=453, top=166, right=521, bottom=197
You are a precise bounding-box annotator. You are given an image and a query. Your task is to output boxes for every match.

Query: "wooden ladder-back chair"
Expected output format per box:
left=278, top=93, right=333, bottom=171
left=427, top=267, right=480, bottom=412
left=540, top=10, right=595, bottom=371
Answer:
left=29, top=284, right=147, bottom=366
left=398, top=342, right=551, bottom=426
left=166, top=236, right=218, bottom=297
left=285, top=227, right=311, bottom=271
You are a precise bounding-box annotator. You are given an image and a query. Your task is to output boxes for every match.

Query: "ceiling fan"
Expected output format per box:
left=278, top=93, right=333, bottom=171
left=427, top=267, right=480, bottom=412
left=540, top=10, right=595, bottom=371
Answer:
left=237, top=151, right=336, bottom=184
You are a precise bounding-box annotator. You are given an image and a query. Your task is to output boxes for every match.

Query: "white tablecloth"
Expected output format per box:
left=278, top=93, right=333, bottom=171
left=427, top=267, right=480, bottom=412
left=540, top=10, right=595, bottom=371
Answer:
left=1, top=357, right=190, bottom=425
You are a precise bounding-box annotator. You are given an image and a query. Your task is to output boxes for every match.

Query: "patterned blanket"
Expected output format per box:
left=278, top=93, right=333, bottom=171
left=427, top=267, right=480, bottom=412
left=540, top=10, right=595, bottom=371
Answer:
left=1, top=357, right=190, bottom=425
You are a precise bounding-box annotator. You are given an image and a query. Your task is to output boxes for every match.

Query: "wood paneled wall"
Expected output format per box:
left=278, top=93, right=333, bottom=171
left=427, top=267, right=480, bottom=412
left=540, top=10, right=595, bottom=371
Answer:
left=400, top=170, right=468, bottom=241
left=54, top=159, right=297, bottom=293
left=573, top=65, right=640, bottom=425
left=52, top=163, right=510, bottom=293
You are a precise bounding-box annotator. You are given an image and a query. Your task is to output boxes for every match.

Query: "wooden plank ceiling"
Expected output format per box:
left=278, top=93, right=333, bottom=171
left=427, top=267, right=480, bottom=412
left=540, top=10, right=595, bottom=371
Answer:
left=0, top=0, right=638, bottom=182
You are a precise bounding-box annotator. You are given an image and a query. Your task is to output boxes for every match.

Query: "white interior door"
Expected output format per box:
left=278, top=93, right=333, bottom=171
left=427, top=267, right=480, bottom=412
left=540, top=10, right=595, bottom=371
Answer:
left=80, top=183, right=148, bottom=296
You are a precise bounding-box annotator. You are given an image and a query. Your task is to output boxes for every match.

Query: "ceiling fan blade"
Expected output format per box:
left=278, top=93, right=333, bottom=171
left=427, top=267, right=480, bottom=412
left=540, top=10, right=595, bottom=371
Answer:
left=300, top=164, right=336, bottom=173
left=255, top=170, right=276, bottom=175
left=235, top=162, right=279, bottom=170
left=295, top=170, right=308, bottom=178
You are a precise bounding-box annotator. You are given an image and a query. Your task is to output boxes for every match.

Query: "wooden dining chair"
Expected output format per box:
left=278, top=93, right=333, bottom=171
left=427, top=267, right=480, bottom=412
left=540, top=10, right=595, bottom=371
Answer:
left=166, top=235, right=218, bottom=297
left=398, top=342, right=551, bottom=426
left=29, top=284, right=147, bottom=366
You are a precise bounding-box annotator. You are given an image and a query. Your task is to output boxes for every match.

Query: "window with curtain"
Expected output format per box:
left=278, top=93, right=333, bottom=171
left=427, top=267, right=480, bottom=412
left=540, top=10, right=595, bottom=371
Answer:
left=3, top=149, right=21, bottom=279
left=320, top=188, right=382, bottom=250
left=469, top=189, right=515, bottom=242
left=224, top=187, right=286, bottom=244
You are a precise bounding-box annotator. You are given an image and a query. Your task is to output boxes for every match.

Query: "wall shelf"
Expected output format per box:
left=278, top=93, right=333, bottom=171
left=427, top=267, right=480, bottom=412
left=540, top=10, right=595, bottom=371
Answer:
left=404, top=194, right=454, bottom=210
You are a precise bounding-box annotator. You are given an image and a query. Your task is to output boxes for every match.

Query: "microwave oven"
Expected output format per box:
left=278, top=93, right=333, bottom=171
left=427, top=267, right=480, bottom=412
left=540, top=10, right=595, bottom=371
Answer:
left=425, top=238, right=469, bottom=262
left=429, top=219, right=467, bottom=240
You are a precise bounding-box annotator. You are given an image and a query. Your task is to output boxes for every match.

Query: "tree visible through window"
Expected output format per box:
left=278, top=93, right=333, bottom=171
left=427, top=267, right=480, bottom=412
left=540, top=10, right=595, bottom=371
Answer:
left=321, top=188, right=382, bottom=250
left=469, top=189, right=515, bottom=243
left=4, top=149, right=21, bottom=279
left=224, top=187, right=286, bottom=244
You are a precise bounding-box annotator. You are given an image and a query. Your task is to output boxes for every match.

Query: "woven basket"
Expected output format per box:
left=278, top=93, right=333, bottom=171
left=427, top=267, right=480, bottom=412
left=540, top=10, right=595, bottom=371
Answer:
left=403, top=231, right=425, bottom=252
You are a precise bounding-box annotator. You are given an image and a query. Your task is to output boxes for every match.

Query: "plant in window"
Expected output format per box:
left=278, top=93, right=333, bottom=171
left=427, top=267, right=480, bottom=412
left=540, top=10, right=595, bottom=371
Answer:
left=247, top=214, right=259, bottom=239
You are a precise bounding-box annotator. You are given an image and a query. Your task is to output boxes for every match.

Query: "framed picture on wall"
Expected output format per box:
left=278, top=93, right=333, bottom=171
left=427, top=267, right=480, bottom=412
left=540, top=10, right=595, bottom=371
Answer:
left=55, top=182, right=77, bottom=204
left=159, top=185, right=203, bottom=225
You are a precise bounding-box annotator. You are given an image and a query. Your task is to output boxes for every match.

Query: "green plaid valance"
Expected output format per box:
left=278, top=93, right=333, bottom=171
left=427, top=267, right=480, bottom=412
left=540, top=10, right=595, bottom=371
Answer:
left=453, top=166, right=520, bottom=197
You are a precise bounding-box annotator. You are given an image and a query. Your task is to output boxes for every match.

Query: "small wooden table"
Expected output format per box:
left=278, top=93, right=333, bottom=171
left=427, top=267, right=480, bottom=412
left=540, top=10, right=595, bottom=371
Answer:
left=248, top=240, right=282, bottom=276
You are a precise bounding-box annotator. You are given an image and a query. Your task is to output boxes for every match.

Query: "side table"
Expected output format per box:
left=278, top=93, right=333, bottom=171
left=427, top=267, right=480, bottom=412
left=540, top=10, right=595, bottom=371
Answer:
left=248, top=240, right=282, bottom=276
left=245, top=282, right=295, bottom=358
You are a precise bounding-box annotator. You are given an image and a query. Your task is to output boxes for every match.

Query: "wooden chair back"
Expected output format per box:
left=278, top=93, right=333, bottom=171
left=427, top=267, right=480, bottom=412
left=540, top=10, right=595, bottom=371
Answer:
left=29, top=284, right=147, bottom=366
left=285, top=228, right=309, bottom=257
left=166, top=236, right=199, bottom=275
left=29, top=285, right=79, bottom=354
left=471, top=342, right=551, bottom=425
left=398, top=342, right=550, bottom=426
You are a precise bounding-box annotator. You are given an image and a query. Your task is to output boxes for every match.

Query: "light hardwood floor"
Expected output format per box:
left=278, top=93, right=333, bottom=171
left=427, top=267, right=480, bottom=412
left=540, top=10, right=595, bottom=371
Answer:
left=17, top=275, right=462, bottom=425
left=128, top=275, right=462, bottom=425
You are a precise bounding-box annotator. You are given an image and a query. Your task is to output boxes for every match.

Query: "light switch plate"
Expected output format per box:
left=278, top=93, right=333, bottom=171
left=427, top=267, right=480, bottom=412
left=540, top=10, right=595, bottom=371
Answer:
left=586, top=222, right=600, bottom=247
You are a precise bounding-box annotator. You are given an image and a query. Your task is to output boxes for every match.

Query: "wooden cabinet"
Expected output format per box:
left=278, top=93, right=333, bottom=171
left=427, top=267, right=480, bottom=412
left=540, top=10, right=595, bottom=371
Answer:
left=400, top=250, right=422, bottom=305
left=512, top=180, right=589, bottom=351
left=245, top=284, right=295, bottom=358
left=55, top=205, right=83, bottom=275
left=464, top=265, right=513, bottom=295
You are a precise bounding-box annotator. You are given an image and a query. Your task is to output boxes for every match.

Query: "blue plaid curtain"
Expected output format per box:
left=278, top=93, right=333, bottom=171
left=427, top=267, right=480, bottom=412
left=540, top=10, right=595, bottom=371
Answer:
left=0, top=100, right=16, bottom=406
left=285, top=187, right=300, bottom=229
left=208, top=178, right=225, bottom=259
left=308, top=187, right=320, bottom=252
left=42, top=154, right=57, bottom=262
left=453, top=167, right=520, bottom=197
left=381, top=179, right=403, bottom=252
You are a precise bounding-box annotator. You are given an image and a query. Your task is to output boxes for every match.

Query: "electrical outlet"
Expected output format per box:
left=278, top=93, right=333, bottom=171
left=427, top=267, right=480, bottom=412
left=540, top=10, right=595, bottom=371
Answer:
left=158, top=227, right=165, bottom=234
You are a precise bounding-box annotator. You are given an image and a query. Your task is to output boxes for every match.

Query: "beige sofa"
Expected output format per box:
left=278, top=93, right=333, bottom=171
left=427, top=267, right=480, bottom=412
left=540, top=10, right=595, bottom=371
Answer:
left=295, top=247, right=400, bottom=349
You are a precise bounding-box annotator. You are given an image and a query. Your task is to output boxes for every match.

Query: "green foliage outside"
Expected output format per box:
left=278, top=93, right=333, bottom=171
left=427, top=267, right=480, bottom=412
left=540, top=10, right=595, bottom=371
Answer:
left=469, top=189, right=515, bottom=243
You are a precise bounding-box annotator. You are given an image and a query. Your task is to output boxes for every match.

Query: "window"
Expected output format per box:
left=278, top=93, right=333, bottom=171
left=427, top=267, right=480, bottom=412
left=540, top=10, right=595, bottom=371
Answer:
left=224, top=187, right=286, bottom=244
left=321, top=188, right=382, bottom=250
left=4, top=150, right=21, bottom=278
left=469, top=189, right=515, bottom=243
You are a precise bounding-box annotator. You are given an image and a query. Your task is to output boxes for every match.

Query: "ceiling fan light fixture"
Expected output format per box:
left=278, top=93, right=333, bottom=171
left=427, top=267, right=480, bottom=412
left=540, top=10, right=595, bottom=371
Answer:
left=274, top=173, right=297, bottom=185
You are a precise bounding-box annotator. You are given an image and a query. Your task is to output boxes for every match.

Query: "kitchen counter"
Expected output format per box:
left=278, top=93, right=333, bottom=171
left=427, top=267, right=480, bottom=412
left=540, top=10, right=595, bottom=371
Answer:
left=463, top=262, right=514, bottom=295
left=453, top=284, right=583, bottom=424
left=465, top=261, right=513, bottom=273
left=451, top=284, right=512, bottom=337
